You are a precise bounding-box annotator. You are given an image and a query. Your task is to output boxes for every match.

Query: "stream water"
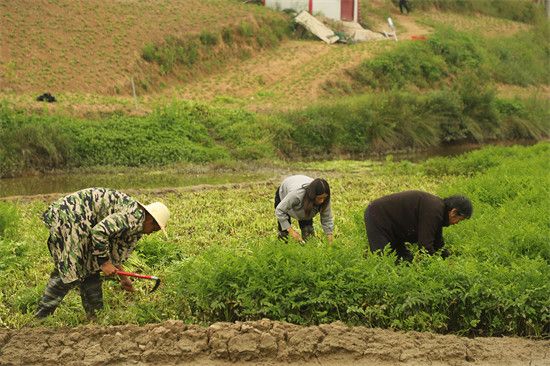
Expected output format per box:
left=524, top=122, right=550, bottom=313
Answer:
left=0, top=170, right=274, bottom=198
left=0, top=142, right=533, bottom=198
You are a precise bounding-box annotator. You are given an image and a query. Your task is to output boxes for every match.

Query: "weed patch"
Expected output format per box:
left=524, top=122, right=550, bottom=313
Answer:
left=140, top=15, right=292, bottom=83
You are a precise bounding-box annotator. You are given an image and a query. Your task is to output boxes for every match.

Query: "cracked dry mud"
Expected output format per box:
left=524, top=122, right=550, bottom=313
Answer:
left=0, top=320, right=548, bottom=366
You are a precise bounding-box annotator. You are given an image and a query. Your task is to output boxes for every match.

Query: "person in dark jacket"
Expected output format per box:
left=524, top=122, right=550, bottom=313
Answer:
left=364, top=190, right=472, bottom=262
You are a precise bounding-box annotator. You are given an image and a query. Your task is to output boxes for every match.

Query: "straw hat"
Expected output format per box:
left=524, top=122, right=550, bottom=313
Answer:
left=142, top=202, right=170, bottom=239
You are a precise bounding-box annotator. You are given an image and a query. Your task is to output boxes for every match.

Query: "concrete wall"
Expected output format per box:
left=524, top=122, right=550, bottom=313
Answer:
left=264, top=0, right=308, bottom=12
left=312, top=0, right=340, bottom=20
left=264, top=0, right=358, bottom=22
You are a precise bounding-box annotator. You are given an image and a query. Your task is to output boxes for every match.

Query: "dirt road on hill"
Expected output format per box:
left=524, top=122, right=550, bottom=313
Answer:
left=0, top=320, right=548, bottom=366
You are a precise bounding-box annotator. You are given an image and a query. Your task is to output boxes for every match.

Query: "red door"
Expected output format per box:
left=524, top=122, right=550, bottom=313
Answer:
left=341, top=0, right=354, bottom=21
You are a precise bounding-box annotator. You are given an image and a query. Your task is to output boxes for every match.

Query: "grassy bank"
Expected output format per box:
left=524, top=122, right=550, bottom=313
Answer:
left=1, top=87, right=548, bottom=178
left=0, top=0, right=288, bottom=94
left=398, top=0, right=544, bottom=23
left=365, top=0, right=544, bottom=26
left=325, top=23, right=549, bottom=93
left=0, top=144, right=548, bottom=336
left=0, top=101, right=273, bottom=177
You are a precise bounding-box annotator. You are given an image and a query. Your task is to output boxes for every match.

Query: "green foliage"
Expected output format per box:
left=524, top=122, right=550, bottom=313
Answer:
left=141, top=43, right=156, bottom=62
left=334, top=24, right=548, bottom=94
left=237, top=21, right=254, bottom=37
left=221, top=27, right=234, bottom=45
left=147, top=35, right=199, bottom=75
left=0, top=103, right=72, bottom=177
left=422, top=139, right=549, bottom=177
left=199, top=31, right=219, bottom=46
left=403, top=0, right=543, bottom=23
left=140, top=15, right=292, bottom=76
left=344, top=27, right=490, bottom=92
left=167, top=144, right=550, bottom=336
left=1, top=144, right=549, bottom=336
left=1, top=86, right=548, bottom=177
left=427, top=28, right=487, bottom=72
left=488, top=25, right=550, bottom=86
left=0, top=100, right=279, bottom=176
left=349, top=41, right=449, bottom=89
left=0, top=202, right=17, bottom=239
left=273, top=87, right=548, bottom=157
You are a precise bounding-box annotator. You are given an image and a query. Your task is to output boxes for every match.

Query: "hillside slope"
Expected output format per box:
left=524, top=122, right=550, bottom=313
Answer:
left=0, top=1, right=544, bottom=114
left=0, top=0, right=276, bottom=94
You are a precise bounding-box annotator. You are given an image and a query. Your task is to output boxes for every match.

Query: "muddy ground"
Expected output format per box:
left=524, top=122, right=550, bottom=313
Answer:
left=0, top=319, right=548, bottom=366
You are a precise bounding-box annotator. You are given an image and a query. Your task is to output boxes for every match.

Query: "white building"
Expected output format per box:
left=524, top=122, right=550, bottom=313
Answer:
left=263, top=0, right=360, bottom=22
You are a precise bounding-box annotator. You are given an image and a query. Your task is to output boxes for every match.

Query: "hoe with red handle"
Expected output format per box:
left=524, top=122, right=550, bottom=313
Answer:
left=115, top=270, right=161, bottom=293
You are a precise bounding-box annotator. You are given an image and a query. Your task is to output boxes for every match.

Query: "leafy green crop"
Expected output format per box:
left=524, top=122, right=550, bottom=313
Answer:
left=1, top=144, right=547, bottom=336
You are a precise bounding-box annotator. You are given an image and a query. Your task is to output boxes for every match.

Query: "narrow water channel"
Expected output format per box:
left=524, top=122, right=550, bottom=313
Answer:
left=0, top=141, right=533, bottom=198
left=0, top=171, right=274, bottom=198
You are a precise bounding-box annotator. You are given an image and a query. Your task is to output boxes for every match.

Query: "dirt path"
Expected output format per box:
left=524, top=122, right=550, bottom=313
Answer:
left=0, top=320, right=548, bottom=366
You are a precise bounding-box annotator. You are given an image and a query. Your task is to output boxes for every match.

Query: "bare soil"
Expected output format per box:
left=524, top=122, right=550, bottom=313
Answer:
left=0, top=320, right=548, bottom=366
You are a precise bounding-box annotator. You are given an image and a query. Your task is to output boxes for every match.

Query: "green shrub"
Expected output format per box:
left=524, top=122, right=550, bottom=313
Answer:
left=222, top=27, right=234, bottom=45
left=141, top=43, right=157, bottom=62
left=237, top=21, right=254, bottom=37
left=273, top=86, right=547, bottom=158
left=349, top=41, right=449, bottom=90
left=427, top=28, right=487, bottom=72
left=0, top=87, right=547, bottom=177
left=199, top=31, right=219, bottom=46
left=497, top=97, right=550, bottom=140
left=488, top=27, right=550, bottom=86
left=333, top=23, right=548, bottom=95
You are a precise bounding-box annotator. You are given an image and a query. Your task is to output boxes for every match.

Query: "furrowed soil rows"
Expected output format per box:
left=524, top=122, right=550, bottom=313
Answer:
left=0, top=320, right=548, bottom=366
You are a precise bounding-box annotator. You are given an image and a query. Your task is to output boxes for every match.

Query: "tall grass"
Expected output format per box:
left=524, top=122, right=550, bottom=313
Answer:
left=0, top=101, right=274, bottom=177
left=488, top=20, right=550, bottom=86
left=1, top=88, right=548, bottom=178
left=274, top=85, right=549, bottom=157
left=0, top=103, right=71, bottom=177
left=398, top=0, right=544, bottom=23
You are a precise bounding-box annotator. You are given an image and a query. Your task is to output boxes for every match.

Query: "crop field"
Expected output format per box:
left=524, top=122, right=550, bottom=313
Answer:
left=1, top=0, right=549, bottom=364
left=1, top=143, right=548, bottom=338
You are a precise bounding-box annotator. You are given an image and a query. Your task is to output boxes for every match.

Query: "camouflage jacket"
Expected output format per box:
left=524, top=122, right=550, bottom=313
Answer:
left=42, top=188, right=145, bottom=283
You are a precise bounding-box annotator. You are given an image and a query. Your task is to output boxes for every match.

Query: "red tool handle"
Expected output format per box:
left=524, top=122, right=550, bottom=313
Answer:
left=116, top=270, right=158, bottom=280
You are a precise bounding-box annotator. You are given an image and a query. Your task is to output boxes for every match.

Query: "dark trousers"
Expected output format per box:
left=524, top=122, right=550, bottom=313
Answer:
left=399, top=0, right=410, bottom=14
left=35, top=268, right=104, bottom=318
left=364, top=206, right=413, bottom=262
left=274, top=187, right=315, bottom=241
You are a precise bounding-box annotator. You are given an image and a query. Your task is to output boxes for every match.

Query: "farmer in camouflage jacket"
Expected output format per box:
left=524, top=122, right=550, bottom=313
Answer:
left=35, top=187, right=170, bottom=319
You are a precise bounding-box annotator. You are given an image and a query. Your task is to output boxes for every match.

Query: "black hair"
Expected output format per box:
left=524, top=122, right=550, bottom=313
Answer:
left=443, top=195, right=473, bottom=218
left=302, top=178, right=330, bottom=216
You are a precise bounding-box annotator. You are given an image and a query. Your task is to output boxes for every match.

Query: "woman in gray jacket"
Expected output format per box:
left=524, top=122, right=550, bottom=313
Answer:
left=274, top=175, right=334, bottom=243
